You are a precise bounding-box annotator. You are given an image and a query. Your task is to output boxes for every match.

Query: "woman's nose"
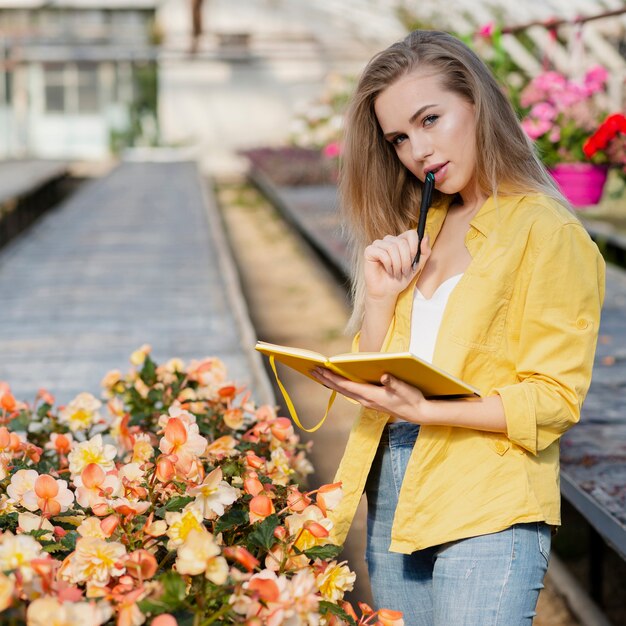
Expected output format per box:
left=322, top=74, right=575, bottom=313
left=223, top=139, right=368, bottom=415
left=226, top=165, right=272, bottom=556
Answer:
left=411, top=136, right=432, bottom=162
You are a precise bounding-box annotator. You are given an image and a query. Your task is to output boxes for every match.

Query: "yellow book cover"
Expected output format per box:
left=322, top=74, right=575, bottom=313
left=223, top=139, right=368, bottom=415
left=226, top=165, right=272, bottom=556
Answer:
left=255, top=340, right=481, bottom=399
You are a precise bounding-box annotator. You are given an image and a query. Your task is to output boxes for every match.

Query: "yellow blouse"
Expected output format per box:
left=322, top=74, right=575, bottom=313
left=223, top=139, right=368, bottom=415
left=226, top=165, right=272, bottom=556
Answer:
left=330, top=194, right=606, bottom=554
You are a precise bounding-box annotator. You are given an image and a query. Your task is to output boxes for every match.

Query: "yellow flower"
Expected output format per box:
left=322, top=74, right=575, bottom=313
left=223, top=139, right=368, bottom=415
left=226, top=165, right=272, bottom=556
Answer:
left=165, top=507, right=204, bottom=550
left=77, top=517, right=107, bottom=539
left=175, top=528, right=228, bottom=584
left=0, top=571, right=14, bottom=612
left=62, top=537, right=127, bottom=585
left=130, top=344, right=151, bottom=367
left=58, top=392, right=102, bottom=432
left=68, top=434, right=116, bottom=476
left=267, top=448, right=294, bottom=486
left=285, top=505, right=333, bottom=552
left=131, top=435, right=154, bottom=464
left=26, top=596, right=112, bottom=626
left=315, top=561, right=356, bottom=602
left=0, top=532, right=44, bottom=582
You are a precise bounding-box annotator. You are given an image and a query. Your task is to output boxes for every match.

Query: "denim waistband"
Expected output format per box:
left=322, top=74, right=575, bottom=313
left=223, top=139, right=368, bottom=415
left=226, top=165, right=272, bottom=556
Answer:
left=380, top=421, right=420, bottom=447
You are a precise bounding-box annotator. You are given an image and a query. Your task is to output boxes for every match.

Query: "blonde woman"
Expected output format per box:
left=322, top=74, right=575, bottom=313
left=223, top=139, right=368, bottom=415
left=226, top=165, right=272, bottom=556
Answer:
left=311, top=30, right=605, bottom=625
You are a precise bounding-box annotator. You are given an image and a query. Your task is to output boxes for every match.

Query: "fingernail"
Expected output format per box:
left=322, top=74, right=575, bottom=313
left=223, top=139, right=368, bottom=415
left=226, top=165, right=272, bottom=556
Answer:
left=381, top=375, right=390, bottom=385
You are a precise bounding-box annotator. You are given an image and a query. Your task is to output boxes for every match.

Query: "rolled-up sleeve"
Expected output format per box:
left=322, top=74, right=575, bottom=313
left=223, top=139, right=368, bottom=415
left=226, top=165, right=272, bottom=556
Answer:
left=495, top=223, right=605, bottom=455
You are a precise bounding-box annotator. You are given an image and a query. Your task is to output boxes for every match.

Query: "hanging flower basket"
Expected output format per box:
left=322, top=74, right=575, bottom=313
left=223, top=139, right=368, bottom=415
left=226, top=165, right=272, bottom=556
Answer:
left=549, top=162, right=608, bottom=208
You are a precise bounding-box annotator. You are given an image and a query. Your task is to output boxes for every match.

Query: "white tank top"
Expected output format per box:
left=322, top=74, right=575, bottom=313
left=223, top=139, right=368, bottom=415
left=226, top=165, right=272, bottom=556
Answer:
left=409, top=273, right=464, bottom=362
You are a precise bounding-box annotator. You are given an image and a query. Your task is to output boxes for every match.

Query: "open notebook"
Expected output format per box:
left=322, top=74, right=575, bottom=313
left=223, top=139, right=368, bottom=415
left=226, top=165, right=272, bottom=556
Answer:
left=255, top=341, right=481, bottom=431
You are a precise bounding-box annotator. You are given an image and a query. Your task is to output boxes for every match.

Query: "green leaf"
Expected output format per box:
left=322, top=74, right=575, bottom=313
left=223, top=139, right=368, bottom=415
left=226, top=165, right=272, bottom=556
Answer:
left=162, top=496, right=194, bottom=512
left=248, top=514, right=279, bottom=550
left=37, top=402, right=53, bottom=418
left=220, top=459, right=241, bottom=478
left=140, top=355, right=157, bottom=385
left=214, top=507, right=249, bottom=533
left=319, top=600, right=357, bottom=626
left=42, top=542, right=67, bottom=554
left=0, top=513, right=18, bottom=533
left=61, top=531, right=78, bottom=552
left=303, top=544, right=343, bottom=560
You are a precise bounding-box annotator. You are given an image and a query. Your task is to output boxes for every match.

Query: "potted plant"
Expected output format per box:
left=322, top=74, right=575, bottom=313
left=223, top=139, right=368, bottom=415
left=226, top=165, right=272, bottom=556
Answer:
left=520, top=66, right=612, bottom=207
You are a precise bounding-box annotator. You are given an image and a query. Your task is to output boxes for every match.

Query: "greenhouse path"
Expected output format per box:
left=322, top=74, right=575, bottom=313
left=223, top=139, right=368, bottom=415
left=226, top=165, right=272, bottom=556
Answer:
left=0, top=160, right=272, bottom=405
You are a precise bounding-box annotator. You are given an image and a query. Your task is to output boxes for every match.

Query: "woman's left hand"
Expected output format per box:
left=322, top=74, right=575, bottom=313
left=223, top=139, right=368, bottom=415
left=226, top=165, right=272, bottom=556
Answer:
left=310, top=367, right=429, bottom=423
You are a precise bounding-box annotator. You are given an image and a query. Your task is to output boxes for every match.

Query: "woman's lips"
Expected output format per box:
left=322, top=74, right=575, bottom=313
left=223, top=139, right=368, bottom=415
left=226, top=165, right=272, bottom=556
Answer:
left=429, top=162, right=448, bottom=184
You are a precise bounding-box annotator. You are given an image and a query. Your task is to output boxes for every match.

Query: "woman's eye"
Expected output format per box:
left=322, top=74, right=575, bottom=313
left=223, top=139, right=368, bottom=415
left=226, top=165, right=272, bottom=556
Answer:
left=391, top=134, right=407, bottom=146
left=423, top=114, right=439, bottom=127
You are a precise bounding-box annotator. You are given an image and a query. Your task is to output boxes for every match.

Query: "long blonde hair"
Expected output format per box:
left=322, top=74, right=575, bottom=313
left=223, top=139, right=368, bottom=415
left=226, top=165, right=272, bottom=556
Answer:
left=341, top=30, right=565, bottom=332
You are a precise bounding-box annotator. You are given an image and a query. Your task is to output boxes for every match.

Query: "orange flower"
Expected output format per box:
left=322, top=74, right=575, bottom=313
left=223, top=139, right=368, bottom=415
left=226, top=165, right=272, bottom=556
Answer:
left=100, top=515, right=120, bottom=538
left=269, top=418, right=293, bottom=442
left=0, top=383, right=18, bottom=413
left=223, top=545, right=259, bottom=572
left=248, top=576, right=280, bottom=603
left=286, top=486, right=311, bottom=513
left=245, top=451, right=265, bottom=470
left=126, top=549, right=158, bottom=581
left=316, top=482, right=342, bottom=516
left=151, top=615, right=178, bottom=626
left=243, top=472, right=264, bottom=497
left=155, top=456, right=175, bottom=483
left=376, top=608, right=404, bottom=626
left=30, top=474, right=74, bottom=516
left=249, top=494, right=275, bottom=524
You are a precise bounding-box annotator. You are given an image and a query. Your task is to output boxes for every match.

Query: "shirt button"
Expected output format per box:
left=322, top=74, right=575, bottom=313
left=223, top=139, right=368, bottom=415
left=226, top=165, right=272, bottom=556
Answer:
left=576, top=318, right=589, bottom=330
left=494, top=441, right=507, bottom=454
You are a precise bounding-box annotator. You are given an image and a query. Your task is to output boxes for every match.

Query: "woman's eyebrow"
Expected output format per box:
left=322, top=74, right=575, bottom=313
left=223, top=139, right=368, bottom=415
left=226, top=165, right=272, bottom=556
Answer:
left=383, top=104, right=437, bottom=139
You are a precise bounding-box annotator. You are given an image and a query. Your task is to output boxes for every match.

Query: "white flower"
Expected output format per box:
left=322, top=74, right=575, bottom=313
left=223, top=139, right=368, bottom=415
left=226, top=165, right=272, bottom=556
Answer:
left=17, top=512, right=55, bottom=541
left=315, top=560, right=356, bottom=602
left=175, top=528, right=228, bottom=584
left=68, top=434, right=117, bottom=476
left=0, top=532, right=44, bottom=582
left=187, top=467, right=239, bottom=519
left=26, top=596, right=112, bottom=626
left=21, top=476, right=74, bottom=514
left=61, top=536, right=126, bottom=585
left=58, top=392, right=102, bottom=432
left=6, top=469, right=38, bottom=508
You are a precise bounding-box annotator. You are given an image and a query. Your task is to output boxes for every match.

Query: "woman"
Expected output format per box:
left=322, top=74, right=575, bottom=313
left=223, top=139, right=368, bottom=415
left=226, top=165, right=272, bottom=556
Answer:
left=311, top=30, right=605, bottom=625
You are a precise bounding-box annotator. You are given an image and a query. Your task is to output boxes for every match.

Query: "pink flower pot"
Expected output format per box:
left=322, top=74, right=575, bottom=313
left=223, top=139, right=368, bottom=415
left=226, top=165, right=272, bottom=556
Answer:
left=549, top=163, right=608, bottom=208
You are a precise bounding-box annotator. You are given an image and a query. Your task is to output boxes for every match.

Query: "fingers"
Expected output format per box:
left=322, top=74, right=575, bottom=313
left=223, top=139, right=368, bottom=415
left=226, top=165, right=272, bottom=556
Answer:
left=365, top=232, right=420, bottom=280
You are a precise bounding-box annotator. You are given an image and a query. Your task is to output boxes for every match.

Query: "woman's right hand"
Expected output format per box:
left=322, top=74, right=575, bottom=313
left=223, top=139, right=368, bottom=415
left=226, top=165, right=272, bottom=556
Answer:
left=363, top=229, right=432, bottom=302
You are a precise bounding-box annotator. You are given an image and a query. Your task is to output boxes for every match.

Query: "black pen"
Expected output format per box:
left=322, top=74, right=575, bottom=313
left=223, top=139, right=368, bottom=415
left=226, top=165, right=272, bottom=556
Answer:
left=412, top=171, right=435, bottom=269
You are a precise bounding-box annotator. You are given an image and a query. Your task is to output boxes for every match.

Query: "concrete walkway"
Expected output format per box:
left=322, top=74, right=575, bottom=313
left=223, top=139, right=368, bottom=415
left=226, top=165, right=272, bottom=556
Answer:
left=0, top=161, right=271, bottom=404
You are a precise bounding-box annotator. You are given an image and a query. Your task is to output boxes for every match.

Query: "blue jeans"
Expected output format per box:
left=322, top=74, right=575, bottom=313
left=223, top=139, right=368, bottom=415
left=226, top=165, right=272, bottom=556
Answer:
left=365, top=421, right=551, bottom=626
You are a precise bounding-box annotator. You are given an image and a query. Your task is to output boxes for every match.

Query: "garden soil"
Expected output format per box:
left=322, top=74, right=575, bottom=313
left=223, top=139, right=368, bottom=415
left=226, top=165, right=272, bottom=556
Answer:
left=216, top=180, right=581, bottom=626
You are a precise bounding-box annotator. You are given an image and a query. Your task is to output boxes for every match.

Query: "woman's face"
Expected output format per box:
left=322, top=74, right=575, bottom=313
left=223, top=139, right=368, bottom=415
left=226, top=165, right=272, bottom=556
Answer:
left=374, top=71, right=480, bottom=202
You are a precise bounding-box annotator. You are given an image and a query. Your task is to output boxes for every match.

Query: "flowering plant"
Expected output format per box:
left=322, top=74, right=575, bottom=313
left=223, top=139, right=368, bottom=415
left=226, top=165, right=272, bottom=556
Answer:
left=0, top=348, right=402, bottom=626
left=520, top=66, right=611, bottom=166
left=583, top=113, right=626, bottom=176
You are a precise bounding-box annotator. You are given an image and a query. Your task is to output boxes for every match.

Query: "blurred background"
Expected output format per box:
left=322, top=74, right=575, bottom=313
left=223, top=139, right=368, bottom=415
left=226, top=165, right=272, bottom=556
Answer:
left=1, top=1, right=626, bottom=625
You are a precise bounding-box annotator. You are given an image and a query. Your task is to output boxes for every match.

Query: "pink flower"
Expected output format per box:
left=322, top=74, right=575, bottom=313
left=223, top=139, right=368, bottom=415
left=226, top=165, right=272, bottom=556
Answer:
left=322, top=141, right=342, bottom=159
left=521, top=117, right=551, bottom=140
left=584, top=65, right=609, bottom=94
left=529, top=102, right=556, bottom=122
left=477, top=21, right=495, bottom=39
